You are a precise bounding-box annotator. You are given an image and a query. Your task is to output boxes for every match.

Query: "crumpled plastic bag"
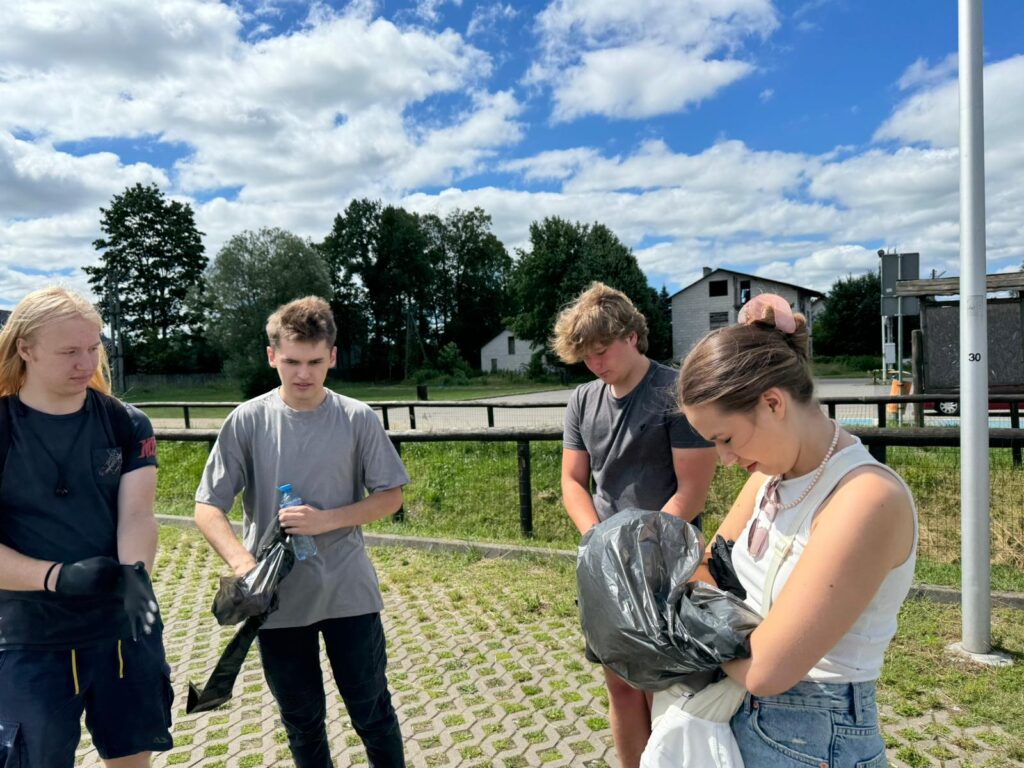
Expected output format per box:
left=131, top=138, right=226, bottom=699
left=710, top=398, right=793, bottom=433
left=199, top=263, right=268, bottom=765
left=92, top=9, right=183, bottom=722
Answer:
left=186, top=522, right=296, bottom=713
left=576, top=508, right=761, bottom=690
left=212, top=521, right=295, bottom=625
left=643, top=676, right=747, bottom=768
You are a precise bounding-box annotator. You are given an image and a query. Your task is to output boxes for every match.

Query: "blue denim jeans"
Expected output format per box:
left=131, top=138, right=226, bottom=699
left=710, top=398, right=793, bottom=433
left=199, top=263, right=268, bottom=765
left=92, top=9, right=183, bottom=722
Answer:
left=730, top=680, right=887, bottom=767
left=258, top=613, right=404, bottom=768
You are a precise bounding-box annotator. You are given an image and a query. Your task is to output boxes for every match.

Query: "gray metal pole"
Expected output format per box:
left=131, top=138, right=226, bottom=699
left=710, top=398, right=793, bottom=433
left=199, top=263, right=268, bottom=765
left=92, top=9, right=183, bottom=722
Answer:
left=958, top=0, right=990, bottom=654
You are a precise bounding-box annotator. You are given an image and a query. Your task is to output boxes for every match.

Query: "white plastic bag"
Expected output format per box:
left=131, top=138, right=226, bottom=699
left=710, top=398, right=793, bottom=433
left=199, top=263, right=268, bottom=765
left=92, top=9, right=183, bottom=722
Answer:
left=641, top=676, right=746, bottom=768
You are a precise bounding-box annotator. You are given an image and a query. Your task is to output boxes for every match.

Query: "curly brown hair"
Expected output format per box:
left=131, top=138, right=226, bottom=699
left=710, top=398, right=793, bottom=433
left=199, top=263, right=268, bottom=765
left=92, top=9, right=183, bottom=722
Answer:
left=549, top=283, right=649, bottom=364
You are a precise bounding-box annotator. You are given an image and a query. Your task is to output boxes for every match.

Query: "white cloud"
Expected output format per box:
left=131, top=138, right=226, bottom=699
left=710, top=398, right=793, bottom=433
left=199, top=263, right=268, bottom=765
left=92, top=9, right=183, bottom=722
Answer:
left=562, top=139, right=812, bottom=195
left=897, top=54, right=958, bottom=92
left=1, top=0, right=525, bottom=303
left=529, top=0, right=778, bottom=121
left=404, top=48, right=1024, bottom=295
left=501, top=148, right=601, bottom=182
left=467, top=3, right=518, bottom=38
left=0, top=133, right=168, bottom=219
left=552, top=45, right=753, bottom=122
left=2, top=3, right=1023, bottom=312
left=0, top=211, right=108, bottom=301
left=875, top=54, right=1024, bottom=149
left=413, top=0, right=463, bottom=25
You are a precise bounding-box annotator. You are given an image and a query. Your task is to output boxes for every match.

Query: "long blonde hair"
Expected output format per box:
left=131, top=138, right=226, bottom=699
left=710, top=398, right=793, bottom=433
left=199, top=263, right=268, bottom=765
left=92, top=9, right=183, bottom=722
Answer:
left=0, top=287, right=112, bottom=397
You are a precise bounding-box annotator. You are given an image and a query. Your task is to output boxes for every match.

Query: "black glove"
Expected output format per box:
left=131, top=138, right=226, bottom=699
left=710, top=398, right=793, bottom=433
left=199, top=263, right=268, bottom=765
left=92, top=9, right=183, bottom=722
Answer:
left=54, top=556, right=122, bottom=596
left=121, top=562, right=159, bottom=640
left=708, top=536, right=747, bottom=600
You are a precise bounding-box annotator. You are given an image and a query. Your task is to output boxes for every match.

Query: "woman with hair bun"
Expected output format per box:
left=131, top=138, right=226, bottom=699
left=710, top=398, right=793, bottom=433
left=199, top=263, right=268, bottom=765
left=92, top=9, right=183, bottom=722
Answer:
left=677, top=293, right=916, bottom=768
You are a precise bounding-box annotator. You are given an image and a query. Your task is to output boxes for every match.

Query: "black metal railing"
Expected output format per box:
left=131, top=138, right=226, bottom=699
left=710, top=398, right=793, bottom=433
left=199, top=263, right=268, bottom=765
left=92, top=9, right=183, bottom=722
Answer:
left=154, top=423, right=1024, bottom=542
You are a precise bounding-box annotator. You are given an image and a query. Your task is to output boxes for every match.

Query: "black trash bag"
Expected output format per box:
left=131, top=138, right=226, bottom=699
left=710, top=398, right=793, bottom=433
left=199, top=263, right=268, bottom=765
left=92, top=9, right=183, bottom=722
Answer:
left=186, top=522, right=296, bottom=713
left=576, top=508, right=761, bottom=691
left=186, top=614, right=266, bottom=713
left=707, top=535, right=747, bottom=600
left=212, top=521, right=295, bottom=625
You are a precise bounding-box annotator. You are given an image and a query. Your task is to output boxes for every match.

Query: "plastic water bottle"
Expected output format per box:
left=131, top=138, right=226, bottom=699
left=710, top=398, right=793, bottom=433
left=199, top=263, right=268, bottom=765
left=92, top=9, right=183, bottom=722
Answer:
left=278, top=484, right=317, bottom=560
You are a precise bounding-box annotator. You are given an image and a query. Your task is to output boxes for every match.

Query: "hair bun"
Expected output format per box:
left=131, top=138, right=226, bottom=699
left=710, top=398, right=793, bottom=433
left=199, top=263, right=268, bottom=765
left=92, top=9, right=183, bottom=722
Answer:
left=737, top=294, right=796, bottom=334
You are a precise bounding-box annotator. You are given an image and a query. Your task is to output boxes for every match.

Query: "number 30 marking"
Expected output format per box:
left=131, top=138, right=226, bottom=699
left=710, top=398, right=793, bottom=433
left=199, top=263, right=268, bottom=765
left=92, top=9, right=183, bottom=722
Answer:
left=967, top=353, right=982, bottom=362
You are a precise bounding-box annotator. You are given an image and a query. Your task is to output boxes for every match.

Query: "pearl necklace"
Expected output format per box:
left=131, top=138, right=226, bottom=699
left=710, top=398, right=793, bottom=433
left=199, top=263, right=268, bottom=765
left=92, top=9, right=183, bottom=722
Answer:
left=769, top=419, right=840, bottom=512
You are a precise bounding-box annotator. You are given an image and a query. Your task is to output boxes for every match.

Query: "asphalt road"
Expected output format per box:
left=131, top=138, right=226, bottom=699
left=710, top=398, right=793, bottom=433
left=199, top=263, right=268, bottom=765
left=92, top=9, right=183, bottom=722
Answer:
left=153, top=378, right=999, bottom=431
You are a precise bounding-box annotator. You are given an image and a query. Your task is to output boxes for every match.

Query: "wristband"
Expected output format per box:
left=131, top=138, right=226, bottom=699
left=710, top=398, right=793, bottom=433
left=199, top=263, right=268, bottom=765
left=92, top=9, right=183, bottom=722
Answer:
left=44, top=561, right=61, bottom=592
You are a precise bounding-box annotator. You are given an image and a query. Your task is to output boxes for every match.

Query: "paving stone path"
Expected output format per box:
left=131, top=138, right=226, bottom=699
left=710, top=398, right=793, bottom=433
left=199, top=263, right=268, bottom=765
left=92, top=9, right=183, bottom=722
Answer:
left=74, top=528, right=1019, bottom=768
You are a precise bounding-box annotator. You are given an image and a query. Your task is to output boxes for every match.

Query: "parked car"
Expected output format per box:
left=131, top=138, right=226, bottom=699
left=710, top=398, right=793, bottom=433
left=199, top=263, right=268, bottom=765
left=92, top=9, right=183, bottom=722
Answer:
left=924, top=399, right=1015, bottom=417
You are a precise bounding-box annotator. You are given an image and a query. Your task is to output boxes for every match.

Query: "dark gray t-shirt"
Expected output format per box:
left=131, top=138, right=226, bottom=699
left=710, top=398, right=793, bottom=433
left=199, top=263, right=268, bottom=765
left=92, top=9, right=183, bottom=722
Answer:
left=0, top=391, right=158, bottom=649
left=563, top=360, right=711, bottom=522
left=196, top=389, right=409, bottom=629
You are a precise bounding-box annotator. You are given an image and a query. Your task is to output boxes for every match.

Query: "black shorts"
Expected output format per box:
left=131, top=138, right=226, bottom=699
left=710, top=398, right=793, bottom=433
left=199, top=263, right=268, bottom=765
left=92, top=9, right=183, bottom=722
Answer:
left=0, top=629, right=173, bottom=767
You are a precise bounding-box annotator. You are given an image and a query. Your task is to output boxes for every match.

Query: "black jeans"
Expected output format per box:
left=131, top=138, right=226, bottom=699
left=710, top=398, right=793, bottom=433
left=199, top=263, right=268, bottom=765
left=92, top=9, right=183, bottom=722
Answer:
left=257, top=612, right=405, bottom=768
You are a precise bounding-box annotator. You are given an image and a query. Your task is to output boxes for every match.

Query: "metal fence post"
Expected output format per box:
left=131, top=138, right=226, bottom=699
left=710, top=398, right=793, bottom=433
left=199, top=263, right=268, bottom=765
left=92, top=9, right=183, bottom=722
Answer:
left=867, top=441, right=887, bottom=465
left=487, top=405, right=495, bottom=428
left=408, top=405, right=416, bottom=430
left=517, top=440, right=533, bottom=538
left=183, top=405, right=191, bottom=430
left=381, top=407, right=390, bottom=430
left=1011, top=402, right=1021, bottom=467
left=391, top=440, right=405, bottom=522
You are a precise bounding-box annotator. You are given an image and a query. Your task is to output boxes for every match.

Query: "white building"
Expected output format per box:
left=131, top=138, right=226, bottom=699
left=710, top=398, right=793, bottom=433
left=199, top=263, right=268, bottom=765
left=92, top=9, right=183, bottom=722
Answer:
left=479, top=329, right=541, bottom=373
left=670, top=268, right=824, bottom=361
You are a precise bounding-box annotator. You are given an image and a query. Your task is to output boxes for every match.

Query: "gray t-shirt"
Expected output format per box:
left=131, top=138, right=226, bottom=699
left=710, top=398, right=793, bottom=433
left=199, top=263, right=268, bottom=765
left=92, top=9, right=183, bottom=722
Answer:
left=196, top=389, right=409, bottom=629
left=563, top=360, right=711, bottom=522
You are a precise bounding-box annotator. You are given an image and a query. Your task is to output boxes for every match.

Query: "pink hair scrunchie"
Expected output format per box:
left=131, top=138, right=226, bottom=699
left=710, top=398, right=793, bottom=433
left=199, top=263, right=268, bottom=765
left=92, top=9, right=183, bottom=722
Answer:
left=737, top=293, right=797, bottom=334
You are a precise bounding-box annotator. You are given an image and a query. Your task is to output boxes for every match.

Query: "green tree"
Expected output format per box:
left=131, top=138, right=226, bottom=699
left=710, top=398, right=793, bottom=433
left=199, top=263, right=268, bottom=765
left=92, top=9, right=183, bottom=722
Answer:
left=650, top=285, right=673, bottom=362
left=421, top=207, right=512, bottom=363
left=813, top=272, right=881, bottom=356
left=322, top=200, right=429, bottom=378
left=205, top=228, right=332, bottom=396
left=510, top=217, right=666, bottom=362
left=320, top=199, right=381, bottom=374
left=84, top=182, right=208, bottom=373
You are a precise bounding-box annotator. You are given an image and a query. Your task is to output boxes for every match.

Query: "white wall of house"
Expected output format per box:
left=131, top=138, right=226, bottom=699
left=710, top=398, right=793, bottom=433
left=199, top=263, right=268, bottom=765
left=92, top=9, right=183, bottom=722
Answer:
left=671, top=270, right=819, bottom=361
left=479, top=329, right=539, bottom=373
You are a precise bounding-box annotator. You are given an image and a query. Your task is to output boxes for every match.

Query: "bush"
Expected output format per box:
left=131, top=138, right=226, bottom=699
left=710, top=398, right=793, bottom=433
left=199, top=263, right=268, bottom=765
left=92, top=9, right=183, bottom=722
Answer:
left=413, top=368, right=442, bottom=385
left=239, top=364, right=280, bottom=399
left=526, top=350, right=547, bottom=380
left=437, top=342, right=473, bottom=377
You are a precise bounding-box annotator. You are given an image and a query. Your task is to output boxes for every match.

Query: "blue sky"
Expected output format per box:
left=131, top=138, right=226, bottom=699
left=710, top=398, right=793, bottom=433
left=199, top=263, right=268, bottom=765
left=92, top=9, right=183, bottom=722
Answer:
left=2, top=0, right=1023, bottom=308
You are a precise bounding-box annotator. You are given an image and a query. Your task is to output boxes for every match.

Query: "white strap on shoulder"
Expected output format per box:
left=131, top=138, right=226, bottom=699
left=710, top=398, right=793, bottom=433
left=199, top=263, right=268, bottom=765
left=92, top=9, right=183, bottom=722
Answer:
left=760, top=445, right=878, bottom=615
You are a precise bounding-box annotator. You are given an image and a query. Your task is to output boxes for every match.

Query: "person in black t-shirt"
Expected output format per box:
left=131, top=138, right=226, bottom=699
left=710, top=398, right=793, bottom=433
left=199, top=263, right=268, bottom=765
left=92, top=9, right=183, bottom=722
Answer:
left=552, top=282, right=717, bottom=768
left=0, top=287, right=171, bottom=767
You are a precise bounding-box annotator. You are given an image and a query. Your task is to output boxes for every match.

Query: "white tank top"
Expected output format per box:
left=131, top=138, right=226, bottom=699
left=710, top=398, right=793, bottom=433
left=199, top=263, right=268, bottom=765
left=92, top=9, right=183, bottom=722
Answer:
left=732, top=438, right=917, bottom=683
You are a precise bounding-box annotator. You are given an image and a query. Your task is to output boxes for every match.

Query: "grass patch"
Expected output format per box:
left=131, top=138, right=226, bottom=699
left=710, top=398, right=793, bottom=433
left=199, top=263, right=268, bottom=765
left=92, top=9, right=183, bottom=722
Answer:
left=154, top=440, right=1024, bottom=590
left=888, top=446, right=1024, bottom=570
left=880, top=597, right=1024, bottom=745
left=369, top=442, right=577, bottom=548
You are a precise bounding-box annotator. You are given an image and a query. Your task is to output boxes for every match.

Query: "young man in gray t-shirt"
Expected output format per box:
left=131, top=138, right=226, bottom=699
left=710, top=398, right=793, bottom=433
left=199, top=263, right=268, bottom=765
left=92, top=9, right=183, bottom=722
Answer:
left=553, top=282, right=716, bottom=768
left=195, top=296, right=408, bottom=767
